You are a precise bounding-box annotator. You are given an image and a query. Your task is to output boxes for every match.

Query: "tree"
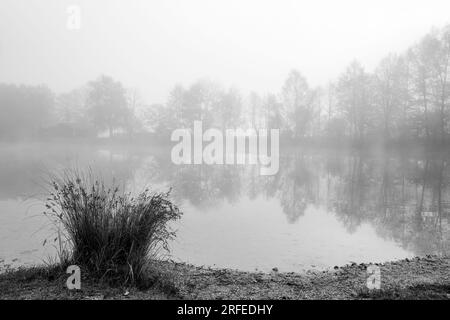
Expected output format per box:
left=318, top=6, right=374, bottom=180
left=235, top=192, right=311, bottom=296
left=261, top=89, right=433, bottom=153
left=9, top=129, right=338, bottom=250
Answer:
left=216, top=87, right=242, bottom=129
left=86, top=75, right=129, bottom=138
left=336, top=61, right=373, bottom=141
left=182, top=80, right=221, bottom=128
left=281, top=70, right=316, bottom=138
left=124, top=88, right=144, bottom=138
left=56, top=88, right=88, bottom=125
left=264, top=94, right=283, bottom=131
left=374, top=54, right=406, bottom=140
left=409, top=35, right=437, bottom=139
left=429, top=27, right=450, bottom=142
left=248, top=92, right=262, bottom=129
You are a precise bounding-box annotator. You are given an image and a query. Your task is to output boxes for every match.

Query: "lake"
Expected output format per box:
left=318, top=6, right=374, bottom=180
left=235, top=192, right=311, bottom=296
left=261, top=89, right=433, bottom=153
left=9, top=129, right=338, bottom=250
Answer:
left=0, top=142, right=449, bottom=272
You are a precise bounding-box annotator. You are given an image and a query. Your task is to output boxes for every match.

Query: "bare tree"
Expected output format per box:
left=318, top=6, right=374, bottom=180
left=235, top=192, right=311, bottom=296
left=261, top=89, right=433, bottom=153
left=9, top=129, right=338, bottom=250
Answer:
left=282, top=70, right=316, bottom=138
left=336, top=61, right=372, bottom=141
left=86, top=75, right=129, bottom=138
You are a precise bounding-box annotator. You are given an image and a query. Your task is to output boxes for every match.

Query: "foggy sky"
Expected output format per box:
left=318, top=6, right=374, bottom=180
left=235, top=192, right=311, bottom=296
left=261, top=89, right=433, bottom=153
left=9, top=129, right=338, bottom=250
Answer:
left=0, top=0, right=449, bottom=103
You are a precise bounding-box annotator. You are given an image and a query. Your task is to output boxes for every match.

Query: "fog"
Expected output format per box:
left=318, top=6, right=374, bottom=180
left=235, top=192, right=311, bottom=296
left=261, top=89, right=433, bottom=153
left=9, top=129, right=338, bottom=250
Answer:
left=1, top=0, right=450, bottom=287
left=1, top=0, right=449, bottom=103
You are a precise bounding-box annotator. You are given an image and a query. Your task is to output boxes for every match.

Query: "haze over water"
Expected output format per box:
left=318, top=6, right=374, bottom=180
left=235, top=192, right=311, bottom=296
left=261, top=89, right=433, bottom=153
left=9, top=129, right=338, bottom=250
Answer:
left=1, top=143, right=448, bottom=272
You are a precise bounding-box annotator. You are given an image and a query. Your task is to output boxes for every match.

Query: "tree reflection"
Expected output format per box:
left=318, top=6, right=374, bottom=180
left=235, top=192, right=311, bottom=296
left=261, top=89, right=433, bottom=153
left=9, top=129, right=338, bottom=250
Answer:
left=1, top=144, right=449, bottom=257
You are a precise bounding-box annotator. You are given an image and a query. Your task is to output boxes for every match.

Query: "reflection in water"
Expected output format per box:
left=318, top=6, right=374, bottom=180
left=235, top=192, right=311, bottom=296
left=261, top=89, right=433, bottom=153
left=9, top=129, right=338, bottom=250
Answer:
left=0, top=143, right=449, bottom=271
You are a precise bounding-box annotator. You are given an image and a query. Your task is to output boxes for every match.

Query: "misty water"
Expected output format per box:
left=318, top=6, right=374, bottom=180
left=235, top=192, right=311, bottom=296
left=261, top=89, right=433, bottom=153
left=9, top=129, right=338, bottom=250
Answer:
left=1, top=142, right=449, bottom=272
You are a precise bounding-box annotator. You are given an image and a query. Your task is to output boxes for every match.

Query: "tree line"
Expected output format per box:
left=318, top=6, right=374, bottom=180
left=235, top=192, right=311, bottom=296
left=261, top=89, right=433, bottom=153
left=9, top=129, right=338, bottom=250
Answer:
left=0, top=25, right=448, bottom=144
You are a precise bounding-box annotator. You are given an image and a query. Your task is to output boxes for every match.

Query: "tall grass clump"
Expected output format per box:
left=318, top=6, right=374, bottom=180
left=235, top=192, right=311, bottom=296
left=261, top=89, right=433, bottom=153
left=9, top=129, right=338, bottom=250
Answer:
left=43, top=170, right=182, bottom=285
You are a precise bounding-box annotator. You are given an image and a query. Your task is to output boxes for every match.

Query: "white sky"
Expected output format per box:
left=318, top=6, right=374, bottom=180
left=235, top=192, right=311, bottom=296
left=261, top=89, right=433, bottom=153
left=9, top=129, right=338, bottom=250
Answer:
left=0, top=0, right=449, bottom=103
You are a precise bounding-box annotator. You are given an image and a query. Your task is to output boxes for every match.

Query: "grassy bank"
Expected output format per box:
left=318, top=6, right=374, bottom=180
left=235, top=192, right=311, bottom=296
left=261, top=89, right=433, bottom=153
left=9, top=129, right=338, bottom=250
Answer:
left=1, top=255, right=449, bottom=300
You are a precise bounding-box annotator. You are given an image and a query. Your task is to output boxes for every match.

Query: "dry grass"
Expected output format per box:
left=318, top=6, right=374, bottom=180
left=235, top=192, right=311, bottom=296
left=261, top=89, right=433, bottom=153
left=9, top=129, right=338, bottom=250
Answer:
left=43, top=169, right=182, bottom=286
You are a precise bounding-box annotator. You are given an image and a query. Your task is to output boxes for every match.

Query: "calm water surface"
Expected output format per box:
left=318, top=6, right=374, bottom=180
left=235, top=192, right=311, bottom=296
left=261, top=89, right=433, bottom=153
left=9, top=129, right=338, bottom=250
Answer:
left=0, top=142, right=449, bottom=272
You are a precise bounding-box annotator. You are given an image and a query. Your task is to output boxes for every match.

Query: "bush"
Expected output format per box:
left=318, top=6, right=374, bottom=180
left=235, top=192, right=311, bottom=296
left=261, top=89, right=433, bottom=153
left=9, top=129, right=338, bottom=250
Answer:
left=43, top=170, right=182, bottom=285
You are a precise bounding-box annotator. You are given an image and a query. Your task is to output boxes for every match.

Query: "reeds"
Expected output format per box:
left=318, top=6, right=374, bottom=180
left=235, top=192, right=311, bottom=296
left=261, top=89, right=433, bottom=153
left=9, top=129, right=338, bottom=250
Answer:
left=43, top=170, right=182, bottom=285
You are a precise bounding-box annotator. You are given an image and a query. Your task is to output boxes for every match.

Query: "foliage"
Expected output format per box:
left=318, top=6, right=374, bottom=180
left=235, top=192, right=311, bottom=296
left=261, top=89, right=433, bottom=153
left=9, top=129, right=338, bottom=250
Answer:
left=43, top=170, right=182, bottom=284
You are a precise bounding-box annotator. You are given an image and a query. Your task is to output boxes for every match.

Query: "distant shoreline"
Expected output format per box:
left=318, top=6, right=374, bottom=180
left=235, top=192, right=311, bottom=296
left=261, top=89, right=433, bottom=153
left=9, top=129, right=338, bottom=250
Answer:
left=1, top=255, right=449, bottom=300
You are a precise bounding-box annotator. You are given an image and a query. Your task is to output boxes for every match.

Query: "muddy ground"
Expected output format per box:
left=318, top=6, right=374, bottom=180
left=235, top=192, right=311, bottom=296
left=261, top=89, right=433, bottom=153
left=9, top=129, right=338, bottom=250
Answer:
left=0, top=256, right=449, bottom=300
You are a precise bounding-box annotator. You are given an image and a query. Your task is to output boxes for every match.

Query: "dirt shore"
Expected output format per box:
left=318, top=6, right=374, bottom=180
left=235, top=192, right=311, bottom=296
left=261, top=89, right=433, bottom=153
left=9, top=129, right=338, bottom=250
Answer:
left=1, top=256, right=449, bottom=300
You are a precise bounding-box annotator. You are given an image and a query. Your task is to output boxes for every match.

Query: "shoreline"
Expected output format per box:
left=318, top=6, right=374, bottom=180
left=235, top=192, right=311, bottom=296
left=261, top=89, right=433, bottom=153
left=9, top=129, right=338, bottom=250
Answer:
left=1, top=255, right=449, bottom=300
